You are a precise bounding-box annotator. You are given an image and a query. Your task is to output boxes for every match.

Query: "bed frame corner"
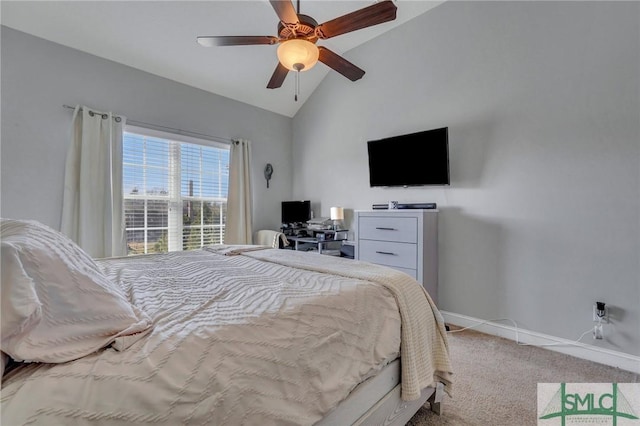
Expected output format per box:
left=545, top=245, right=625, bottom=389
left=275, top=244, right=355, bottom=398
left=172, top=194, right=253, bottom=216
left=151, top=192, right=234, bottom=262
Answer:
left=427, top=382, right=445, bottom=415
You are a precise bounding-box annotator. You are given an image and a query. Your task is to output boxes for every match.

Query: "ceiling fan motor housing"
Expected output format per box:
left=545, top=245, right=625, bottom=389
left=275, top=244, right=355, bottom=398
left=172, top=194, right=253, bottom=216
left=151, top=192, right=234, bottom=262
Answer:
left=278, top=14, right=318, bottom=43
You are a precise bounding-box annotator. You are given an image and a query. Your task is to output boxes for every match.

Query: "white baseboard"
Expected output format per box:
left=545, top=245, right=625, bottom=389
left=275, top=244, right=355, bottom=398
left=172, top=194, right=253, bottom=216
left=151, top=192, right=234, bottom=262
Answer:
left=441, top=311, right=640, bottom=375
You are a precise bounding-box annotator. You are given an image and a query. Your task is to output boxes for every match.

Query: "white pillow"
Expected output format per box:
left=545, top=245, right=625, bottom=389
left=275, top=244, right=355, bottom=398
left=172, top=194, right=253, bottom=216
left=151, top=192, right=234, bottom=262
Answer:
left=0, top=219, right=152, bottom=363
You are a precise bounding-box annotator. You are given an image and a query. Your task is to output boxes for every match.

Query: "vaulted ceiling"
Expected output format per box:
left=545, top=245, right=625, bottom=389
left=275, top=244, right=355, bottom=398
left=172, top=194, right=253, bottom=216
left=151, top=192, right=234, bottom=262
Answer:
left=1, top=1, right=443, bottom=117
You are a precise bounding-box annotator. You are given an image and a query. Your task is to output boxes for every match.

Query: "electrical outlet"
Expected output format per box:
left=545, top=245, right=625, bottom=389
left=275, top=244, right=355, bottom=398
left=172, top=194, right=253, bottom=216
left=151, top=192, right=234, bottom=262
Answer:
left=593, top=303, right=609, bottom=323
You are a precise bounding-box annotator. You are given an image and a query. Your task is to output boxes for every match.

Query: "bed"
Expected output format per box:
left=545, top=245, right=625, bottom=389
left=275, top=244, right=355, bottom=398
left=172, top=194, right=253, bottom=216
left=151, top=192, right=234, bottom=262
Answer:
left=1, top=219, right=453, bottom=425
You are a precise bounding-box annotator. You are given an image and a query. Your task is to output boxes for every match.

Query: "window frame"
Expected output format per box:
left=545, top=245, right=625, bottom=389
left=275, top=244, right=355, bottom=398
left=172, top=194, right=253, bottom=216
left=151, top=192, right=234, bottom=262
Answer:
left=123, top=125, right=230, bottom=255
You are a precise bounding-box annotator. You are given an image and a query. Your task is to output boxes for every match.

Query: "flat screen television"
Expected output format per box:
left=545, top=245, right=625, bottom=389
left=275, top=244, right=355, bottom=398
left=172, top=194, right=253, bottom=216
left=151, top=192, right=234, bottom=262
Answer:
left=281, top=200, right=311, bottom=224
left=367, top=127, right=450, bottom=187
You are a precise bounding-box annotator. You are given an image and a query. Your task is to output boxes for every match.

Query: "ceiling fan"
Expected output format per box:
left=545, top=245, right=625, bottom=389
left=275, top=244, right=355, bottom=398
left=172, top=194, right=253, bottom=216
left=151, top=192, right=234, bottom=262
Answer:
left=197, top=0, right=397, bottom=95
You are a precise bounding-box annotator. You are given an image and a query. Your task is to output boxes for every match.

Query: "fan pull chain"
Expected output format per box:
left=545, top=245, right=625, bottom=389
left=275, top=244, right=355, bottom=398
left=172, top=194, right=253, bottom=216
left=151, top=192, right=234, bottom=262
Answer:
left=293, top=63, right=304, bottom=102
left=295, top=70, right=300, bottom=102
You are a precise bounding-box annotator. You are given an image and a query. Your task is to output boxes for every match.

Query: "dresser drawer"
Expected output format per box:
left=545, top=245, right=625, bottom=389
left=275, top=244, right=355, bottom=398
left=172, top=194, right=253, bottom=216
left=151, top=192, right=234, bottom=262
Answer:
left=358, top=217, right=417, bottom=243
left=359, top=240, right=417, bottom=269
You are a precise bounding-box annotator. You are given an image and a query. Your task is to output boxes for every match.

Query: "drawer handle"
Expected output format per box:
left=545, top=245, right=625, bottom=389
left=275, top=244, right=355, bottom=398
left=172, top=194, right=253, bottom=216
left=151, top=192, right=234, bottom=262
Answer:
left=375, top=251, right=396, bottom=256
left=375, top=227, right=397, bottom=231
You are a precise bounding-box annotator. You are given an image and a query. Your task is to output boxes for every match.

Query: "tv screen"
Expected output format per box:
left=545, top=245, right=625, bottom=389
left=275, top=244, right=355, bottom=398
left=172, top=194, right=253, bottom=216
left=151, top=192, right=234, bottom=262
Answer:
left=367, top=127, right=450, bottom=187
left=281, top=200, right=311, bottom=224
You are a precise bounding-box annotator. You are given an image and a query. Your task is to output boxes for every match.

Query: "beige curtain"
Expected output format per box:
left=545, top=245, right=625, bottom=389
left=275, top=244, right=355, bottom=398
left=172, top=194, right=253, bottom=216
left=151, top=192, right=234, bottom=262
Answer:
left=60, top=105, right=126, bottom=258
left=224, top=139, right=253, bottom=244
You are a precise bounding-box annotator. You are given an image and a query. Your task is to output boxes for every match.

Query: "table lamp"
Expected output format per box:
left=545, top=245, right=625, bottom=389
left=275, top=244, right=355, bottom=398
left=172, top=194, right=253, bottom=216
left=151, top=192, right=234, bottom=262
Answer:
left=330, top=207, right=344, bottom=231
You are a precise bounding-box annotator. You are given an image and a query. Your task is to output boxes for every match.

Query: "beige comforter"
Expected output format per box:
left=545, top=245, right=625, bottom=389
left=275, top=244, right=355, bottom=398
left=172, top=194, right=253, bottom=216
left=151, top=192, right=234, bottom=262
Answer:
left=1, top=247, right=452, bottom=425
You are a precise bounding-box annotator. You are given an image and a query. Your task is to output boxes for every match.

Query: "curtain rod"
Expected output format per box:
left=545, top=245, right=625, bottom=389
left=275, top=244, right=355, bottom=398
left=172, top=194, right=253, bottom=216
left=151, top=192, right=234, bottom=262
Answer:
left=62, top=105, right=232, bottom=145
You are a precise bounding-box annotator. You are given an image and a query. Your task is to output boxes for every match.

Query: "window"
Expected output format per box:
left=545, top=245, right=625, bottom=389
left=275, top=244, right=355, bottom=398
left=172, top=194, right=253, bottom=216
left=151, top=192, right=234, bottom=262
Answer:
left=123, top=126, right=229, bottom=255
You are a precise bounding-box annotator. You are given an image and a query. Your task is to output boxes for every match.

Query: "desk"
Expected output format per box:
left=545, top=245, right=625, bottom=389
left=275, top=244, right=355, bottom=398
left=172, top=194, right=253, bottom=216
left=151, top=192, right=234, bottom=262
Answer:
left=287, top=230, right=348, bottom=255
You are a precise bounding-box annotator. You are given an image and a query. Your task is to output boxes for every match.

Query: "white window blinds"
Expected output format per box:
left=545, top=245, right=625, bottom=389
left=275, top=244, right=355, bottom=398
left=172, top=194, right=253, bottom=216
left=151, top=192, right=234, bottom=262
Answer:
left=123, top=127, right=229, bottom=255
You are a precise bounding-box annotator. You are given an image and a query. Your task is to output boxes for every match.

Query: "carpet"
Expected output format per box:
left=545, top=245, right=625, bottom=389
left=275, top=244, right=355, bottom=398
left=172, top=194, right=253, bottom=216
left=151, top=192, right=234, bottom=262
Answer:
left=407, top=328, right=638, bottom=425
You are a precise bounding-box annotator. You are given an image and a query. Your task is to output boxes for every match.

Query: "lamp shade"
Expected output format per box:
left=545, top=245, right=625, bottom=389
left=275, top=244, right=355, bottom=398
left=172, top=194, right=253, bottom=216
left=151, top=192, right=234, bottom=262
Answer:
left=330, top=207, right=344, bottom=221
left=277, top=39, right=319, bottom=71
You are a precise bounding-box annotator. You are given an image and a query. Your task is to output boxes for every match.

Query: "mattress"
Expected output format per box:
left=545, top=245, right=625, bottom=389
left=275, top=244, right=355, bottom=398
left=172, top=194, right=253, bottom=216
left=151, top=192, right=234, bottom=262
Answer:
left=317, top=358, right=401, bottom=425
left=1, top=246, right=451, bottom=425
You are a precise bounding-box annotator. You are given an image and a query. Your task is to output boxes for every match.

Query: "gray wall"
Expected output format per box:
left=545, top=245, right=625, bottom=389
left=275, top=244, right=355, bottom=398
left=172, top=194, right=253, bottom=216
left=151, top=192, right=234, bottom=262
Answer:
left=292, top=2, right=640, bottom=356
left=1, top=26, right=292, bottom=234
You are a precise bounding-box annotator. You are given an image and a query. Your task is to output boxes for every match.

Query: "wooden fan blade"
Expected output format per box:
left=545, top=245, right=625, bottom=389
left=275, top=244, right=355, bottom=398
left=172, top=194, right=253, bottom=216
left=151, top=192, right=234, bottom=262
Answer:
left=318, top=47, right=365, bottom=81
left=197, top=36, right=278, bottom=47
left=269, top=0, right=299, bottom=25
left=267, top=62, right=289, bottom=89
left=315, top=0, right=397, bottom=40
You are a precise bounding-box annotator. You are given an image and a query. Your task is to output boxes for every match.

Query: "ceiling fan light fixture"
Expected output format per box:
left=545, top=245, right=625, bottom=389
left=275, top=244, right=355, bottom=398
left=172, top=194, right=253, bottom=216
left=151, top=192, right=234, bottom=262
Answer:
left=277, top=39, right=319, bottom=72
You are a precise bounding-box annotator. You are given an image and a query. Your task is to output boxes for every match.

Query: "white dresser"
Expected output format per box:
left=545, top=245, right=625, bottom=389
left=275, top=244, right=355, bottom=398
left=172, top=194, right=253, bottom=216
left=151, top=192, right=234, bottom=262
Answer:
left=355, top=210, right=438, bottom=303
